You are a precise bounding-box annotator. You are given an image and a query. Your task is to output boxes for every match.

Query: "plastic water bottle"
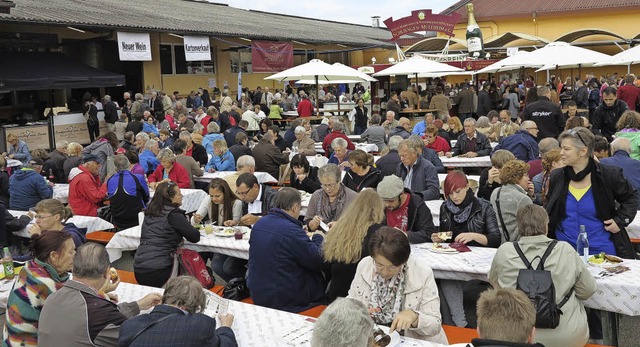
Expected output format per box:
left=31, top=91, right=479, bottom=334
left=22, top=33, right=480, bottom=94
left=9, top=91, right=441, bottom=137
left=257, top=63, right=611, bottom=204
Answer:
left=576, top=225, right=589, bottom=264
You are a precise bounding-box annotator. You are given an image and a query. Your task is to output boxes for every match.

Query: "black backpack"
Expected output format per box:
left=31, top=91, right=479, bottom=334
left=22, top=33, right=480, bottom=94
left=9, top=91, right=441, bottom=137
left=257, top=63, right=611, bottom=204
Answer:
left=512, top=240, right=574, bottom=329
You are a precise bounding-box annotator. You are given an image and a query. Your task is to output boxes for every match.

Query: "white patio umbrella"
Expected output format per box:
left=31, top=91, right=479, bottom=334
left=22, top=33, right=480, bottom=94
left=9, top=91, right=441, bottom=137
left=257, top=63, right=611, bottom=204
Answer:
left=475, top=51, right=539, bottom=74
left=332, top=63, right=377, bottom=82
left=373, top=56, right=464, bottom=77
left=593, top=45, right=640, bottom=73
left=534, top=42, right=611, bottom=72
left=264, top=59, right=370, bottom=112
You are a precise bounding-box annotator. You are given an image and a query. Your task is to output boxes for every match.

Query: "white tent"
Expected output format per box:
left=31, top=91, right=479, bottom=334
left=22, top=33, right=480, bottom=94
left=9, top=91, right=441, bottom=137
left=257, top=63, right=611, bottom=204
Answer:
left=594, top=45, right=640, bottom=73
left=331, top=63, right=377, bottom=82
left=475, top=51, right=538, bottom=74
left=372, top=56, right=464, bottom=77
left=534, top=42, right=611, bottom=71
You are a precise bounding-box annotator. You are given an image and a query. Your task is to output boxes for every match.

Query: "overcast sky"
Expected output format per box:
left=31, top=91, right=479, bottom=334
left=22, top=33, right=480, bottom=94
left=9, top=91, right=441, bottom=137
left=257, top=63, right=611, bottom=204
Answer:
left=218, top=0, right=461, bottom=26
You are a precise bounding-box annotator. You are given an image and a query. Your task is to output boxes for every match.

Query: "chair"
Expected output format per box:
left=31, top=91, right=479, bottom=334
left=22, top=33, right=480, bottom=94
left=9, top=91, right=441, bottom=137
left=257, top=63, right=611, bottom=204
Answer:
left=442, top=324, right=478, bottom=344
left=116, top=270, right=138, bottom=284
left=86, top=231, right=115, bottom=244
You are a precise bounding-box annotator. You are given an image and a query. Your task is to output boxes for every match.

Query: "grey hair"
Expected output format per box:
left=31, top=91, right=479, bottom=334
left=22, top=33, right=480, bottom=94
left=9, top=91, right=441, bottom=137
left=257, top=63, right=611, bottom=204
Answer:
left=406, top=135, right=424, bottom=153
left=103, top=95, right=111, bottom=101
left=386, top=110, right=396, bottom=118
left=537, top=86, right=550, bottom=97
left=207, top=121, right=220, bottom=133
left=193, top=123, right=204, bottom=132
left=558, top=126, right=595, bottom=157
left=318, top=163, right=341, bottom=183
left=539, top=137, right=559, bottom=155
left=476, top=116, right=490, bottom=128
left=464, top=118, right=476, bottom=125
left=56, top=140, right=69, bottom=150
left=156, top=148, right=176, bottom=162
left=179, top=131, right=192, bottom=140
left=73, top=243, right=110, bottom=279
left=370, top=114, right=381, bottom=125
left=212, top=139, right=228, bottom=152
left=610, top=137, right=631, bottom=154
left=520, top=120, right=536, bottom=131
left=113, top=154, right=130, bottom=172
left=294, top=126, right=306, bottom=134
left=388, top=135, right=403, bottom=150
left=271, top=187, right=302, bottom=211
left=135, top=93, right=143, bottom=101
left=237, top=155, right=256, bottom=171
left=162, top=276, right=206, bottom=314
left=333, top=120, right=344, bottom=132
left=145, top=139, right=159, bottom=150
left=311, top=298, right=374, bottom=347
left=398, top=139, right=419, bottom=153
left=331, top=137, right=348, bottom=149
left=135, top=132, right=150, bottom=142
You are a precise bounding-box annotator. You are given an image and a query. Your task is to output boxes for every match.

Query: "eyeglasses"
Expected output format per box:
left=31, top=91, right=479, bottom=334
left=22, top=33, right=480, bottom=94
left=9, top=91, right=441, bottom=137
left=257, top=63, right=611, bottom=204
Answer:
left=35, top=214, right=54, bottom=220
left=235, top=188, right=251, bottom=196
left=320, top=182, right=339, bottom=189
left=374, top=262, right=400, bottom=272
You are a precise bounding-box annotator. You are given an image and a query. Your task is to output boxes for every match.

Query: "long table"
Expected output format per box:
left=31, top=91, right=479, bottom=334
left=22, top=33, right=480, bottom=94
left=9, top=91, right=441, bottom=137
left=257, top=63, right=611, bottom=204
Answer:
left=194, top=171, right=277, bottom=184
left=440, top=156, right=491, bottom=168
left=8, top=210, right=115, bottom=237
left=112, top=282, right=442, bottom=347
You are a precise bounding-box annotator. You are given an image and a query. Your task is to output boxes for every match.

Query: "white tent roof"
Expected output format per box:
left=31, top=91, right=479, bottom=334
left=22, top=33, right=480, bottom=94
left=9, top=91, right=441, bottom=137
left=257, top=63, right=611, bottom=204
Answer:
left=331, top=63, right=377, bottom=82
left=475, top=51, right=539, bottom=74
left=532, top=42, right=611, bottom=71
left=264, top=59, right=369, bottom=82
left=594, top=45, right=640, bottom=67
left=372, top=56, right=464, bottom=77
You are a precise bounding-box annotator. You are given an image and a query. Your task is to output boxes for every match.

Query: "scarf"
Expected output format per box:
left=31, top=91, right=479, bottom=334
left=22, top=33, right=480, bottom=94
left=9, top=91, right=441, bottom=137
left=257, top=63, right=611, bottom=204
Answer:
left=444, top=188, right=475, bottom=224
left=565, top=157, right=595, bottom=182
left=316, top=184, right=346, bottom=222
left=369, top=263, right=407, bottom=325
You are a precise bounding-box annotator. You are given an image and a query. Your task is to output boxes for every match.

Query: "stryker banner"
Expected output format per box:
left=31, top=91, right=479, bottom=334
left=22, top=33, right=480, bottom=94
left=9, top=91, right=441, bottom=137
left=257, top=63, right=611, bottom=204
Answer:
left=117, top=32, right=151, bottom=61
left=184, top=36, right=212, bottom=61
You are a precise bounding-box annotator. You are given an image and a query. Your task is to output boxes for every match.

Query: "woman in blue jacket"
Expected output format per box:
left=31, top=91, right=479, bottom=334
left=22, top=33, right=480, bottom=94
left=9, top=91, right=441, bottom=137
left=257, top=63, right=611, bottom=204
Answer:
left=205, top=139, right=235, bottom=172
left=3, top=133, right=31, bottom=166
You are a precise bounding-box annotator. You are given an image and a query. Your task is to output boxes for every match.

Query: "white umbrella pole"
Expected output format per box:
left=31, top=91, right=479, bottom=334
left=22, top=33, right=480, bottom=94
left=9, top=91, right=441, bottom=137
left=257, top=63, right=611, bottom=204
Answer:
left=316, top=75, right=320, bottom=116
left=629, top=64, right=631, bottom=75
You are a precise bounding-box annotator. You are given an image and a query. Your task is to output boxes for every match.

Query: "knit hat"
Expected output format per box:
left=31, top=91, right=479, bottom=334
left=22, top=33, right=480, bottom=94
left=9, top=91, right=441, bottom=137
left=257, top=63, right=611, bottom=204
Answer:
left=377, top=175, right=405, bottom=199
left=82, top=153, right=103, bottom=164
left=28, top=158, right=44, bottom=166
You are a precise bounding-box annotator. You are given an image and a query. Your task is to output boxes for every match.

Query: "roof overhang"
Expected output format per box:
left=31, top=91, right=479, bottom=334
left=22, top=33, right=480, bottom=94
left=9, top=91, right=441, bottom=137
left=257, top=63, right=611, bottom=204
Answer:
left=484, top=32, right=549, bottom=48
left=405, top=37, right=466, bottom=53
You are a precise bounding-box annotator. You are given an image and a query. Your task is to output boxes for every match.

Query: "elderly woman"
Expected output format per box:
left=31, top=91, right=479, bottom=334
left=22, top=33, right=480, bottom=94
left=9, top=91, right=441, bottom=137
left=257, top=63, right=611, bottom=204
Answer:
left=205, top=139, right=236, bottom=172
left=423, top=125, right=451, bottom=156
left=614, top=110, right=640, bottom=160
left=3, top=231, right=75, bottom=347
left=434, top=170, right=500, bottom=328
left=268, top=99, right=283, bottom=120
left=289, top=154, right=321, bottom=194
left=148, top=148, right=191, bottom=189
left=546, top=127, right=638, bottom=259
left=63, top=142, right=83, bottom=180
left=27, top=199, right=87, bottom=247
left=532, top=149, right=563, bottom=206
left=2, top=133, right=31, bottom=166
left=328, top=137, right=351, bottom=169
left=106, top=154, right=150, bottom=230
left=119, top=276, right=236, bottom=346
left=489, top=204, right=597, bottom=347
left=348, top=227, right=448, bottom=343
left=490, top=160, right=534, bottom=243
left=292, top=126, right=316, bottom=155
left=360, top=114, right=386, bottom=152
left=323, top=189, right=384, bottom=302
left=475, top=116, right=492, bottom=138
left=477, top=149, right=516, bottom=200
left=311, top=298, right=374, bottom=347
left=342, top=150, right=381, bottom=192
left=134, top=181, right=200, bottom=287
left=305, top=163, right=358, bottom=232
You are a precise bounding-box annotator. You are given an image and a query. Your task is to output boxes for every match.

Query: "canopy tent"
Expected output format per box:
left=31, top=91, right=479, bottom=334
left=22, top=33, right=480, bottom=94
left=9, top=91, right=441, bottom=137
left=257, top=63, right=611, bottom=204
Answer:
left=475, top=51, right=538, bottom=74
left=594, top=45, right=640, bottom=73
left=534, top=42, right=611, bottom=71
left=331, top=63, right=377, bottom=82
left=372, top=56, right=464, bottom=77
left=0, top=52, right=125, bottom=92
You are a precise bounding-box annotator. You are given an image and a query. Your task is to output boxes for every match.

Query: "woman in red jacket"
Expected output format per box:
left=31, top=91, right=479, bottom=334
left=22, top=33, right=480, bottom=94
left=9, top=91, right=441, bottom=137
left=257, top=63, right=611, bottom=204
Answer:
left=148, top=149, right=191, bottom=189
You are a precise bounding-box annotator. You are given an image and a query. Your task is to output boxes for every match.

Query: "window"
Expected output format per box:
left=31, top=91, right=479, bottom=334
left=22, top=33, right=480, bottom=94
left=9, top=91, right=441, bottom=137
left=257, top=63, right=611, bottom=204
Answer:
left=160, top=44, right=215, bottom=75
left=230, top=49, right=252, bottom=73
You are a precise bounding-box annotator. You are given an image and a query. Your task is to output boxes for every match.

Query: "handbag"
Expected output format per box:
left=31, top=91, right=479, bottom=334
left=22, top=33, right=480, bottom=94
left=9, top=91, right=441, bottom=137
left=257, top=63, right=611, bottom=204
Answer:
left=223, top=277, right=250, bottom=301
left=494, top=188, right=510, bottom=241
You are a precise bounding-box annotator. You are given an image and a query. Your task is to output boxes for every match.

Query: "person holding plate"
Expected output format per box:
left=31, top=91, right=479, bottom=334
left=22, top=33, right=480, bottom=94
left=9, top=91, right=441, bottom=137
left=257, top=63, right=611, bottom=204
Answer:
left=348, top=227, right=448, bottom=344
left=433, top=170, right=500, bottom=328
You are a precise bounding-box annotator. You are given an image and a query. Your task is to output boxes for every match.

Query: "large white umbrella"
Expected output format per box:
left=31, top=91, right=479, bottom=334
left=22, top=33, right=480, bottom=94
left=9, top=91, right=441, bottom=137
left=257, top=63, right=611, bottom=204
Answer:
left=476, top=51, right=539, bottom=74
left=533, top=41, right=611, bottom=71
left=332, top=63, right=377, bottom=82
left=373, top=56, right=464, bottom=77
left=594, top=45, right=640, bottom=73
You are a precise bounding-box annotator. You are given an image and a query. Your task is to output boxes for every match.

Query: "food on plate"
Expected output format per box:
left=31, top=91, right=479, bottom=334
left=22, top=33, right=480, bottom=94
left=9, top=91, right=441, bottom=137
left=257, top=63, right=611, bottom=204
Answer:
left=588, top=252, right=623, bottom=265
left=372, top=328, right=390, bottom=347
left=437, top=231, right=452, bottom=241
left=110, top=267, right=118, bottom=281
left=432, top=243, right=457, bottom=253
left=214, top=227, right=235, bottom=235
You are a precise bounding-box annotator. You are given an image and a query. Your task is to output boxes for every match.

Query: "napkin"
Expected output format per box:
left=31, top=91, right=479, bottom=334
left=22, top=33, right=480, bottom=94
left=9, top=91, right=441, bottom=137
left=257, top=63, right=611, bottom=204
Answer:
left=449, top=242, right=471, bottom=252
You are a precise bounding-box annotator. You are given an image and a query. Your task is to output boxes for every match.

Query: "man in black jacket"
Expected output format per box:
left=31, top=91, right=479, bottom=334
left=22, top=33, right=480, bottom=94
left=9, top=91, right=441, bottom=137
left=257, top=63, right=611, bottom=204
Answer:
left=178, top=131, right=208, bottom=166
left=447, top=118, right=492, bottom=157
left=224, top=120, right=248, bottom=147
left=592, top=87, right=629, bottom=141
left=521, top=86, right=564, bottom=139
left=102, top=95, right=119, bottom=132
left=376, top=136, right=403, bottom=177
left=477, top=82, right=493, bottom=117
left=377, top=175, right=436, bottom=244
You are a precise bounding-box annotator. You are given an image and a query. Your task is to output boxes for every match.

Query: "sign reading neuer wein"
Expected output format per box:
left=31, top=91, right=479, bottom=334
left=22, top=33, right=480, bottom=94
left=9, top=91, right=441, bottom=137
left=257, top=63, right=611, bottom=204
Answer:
left=117, top=32, right=151, bottom=61
left=183, top=36, right=211, bottom=61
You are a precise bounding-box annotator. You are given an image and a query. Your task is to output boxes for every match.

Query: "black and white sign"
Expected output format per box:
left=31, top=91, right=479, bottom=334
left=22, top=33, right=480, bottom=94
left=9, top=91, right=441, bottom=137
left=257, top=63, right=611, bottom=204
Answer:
left=183, top=36, right=211, bottom=61
left=117, top=32, right=151, bottom=61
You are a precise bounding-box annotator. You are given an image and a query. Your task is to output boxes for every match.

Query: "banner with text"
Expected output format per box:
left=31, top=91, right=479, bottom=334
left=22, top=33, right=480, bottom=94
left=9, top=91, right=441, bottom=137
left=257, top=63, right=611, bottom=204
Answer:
left=117, top=32, right=151, bottom=61
left=251, top=41, right=294, bottom=73
left=384, top=10, right=461, bottom=41
left=184, top=36, right=211, bottom=61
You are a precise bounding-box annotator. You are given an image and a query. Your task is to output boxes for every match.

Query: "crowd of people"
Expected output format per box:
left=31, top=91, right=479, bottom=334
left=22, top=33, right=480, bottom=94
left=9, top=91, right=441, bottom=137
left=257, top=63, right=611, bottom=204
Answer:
left=1, top=74, right=640, bottom=346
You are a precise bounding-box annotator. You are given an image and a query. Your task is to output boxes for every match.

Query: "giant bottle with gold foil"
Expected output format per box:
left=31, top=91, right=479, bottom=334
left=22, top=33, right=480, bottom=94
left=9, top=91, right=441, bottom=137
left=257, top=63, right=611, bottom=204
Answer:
left=466, top=3, right=484, bottom=57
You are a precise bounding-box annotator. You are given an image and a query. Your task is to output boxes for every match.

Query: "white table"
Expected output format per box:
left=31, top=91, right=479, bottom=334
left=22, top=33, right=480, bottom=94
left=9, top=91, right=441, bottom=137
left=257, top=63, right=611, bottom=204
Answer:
left=113, top=282, right=441, bottom=347
left=106, top=226, right=251, bottom=262
left=53, top=183, right=69, bottom=203
left=450, top=140, right=498, bottom=149
left=411, top=242, right=640, bottom=317
left=194, top=171, right=277, bottom=184
left=307, top=156, right=328, bottom=168
left=440, top=156, right=491, bottom=168
left=282, top=111, right=299, bottom=117
left=8, top=210, right=115, bottom=238
left=313, top=142, right=377, bottom=154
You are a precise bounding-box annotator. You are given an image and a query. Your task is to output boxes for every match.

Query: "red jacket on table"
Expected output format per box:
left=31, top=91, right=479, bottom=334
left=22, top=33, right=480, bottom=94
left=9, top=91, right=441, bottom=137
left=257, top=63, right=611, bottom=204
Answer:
left=148, top=162, right=191, bottom=189
left=68, top=166, right=107, bottom=216
left=297, top=99, right=314, bottom=117
left=424, top=136, right=451, bottom=153
left=322, top=130, right=355, bottom=155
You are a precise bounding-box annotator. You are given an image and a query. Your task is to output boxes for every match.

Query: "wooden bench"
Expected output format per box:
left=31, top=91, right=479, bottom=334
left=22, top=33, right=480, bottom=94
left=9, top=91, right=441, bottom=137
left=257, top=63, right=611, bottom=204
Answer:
left=115, top=270, right=138, bottom=284
left=442, top=325, right=612, bottom=347
left=86, top=231, right=115, bottom=244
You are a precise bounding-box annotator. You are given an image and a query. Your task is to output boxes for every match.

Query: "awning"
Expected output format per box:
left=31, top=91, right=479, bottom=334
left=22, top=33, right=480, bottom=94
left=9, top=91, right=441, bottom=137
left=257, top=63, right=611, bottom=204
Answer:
left=0, top=52, right=125, bottom=92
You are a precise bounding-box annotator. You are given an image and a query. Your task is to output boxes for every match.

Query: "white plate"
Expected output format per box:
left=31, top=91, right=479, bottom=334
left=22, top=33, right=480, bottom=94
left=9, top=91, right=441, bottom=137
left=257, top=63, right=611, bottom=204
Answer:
left=212, top=227, right=236, bottom=237
left=429, top=247, right=459, bottom=254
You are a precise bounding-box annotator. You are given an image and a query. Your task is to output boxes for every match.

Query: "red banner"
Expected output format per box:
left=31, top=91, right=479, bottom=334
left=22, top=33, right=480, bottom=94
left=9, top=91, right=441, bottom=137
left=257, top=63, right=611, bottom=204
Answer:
left=384, top=10, right=461, bottom=41
left=251, top=41, right=294, bottom=73
left=447, top=59, right=500, bottom=71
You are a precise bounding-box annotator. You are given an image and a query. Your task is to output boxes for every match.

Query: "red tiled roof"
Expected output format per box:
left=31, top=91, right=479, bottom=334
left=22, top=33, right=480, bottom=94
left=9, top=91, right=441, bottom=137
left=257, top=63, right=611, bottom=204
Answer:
left=441, top=0, right=640, bottom=20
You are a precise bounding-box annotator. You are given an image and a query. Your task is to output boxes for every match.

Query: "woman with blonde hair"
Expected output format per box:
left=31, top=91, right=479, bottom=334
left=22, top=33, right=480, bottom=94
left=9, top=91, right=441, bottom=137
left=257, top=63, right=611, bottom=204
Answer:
left=447, top=116, right=463, bottom=139
left=63, top=142, right=83, bottom=181
left=532, top=149, right=564, bottom=206
left=323, top=188, right=385, bottom=302
left=28, top=199, right=86, bottom=247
